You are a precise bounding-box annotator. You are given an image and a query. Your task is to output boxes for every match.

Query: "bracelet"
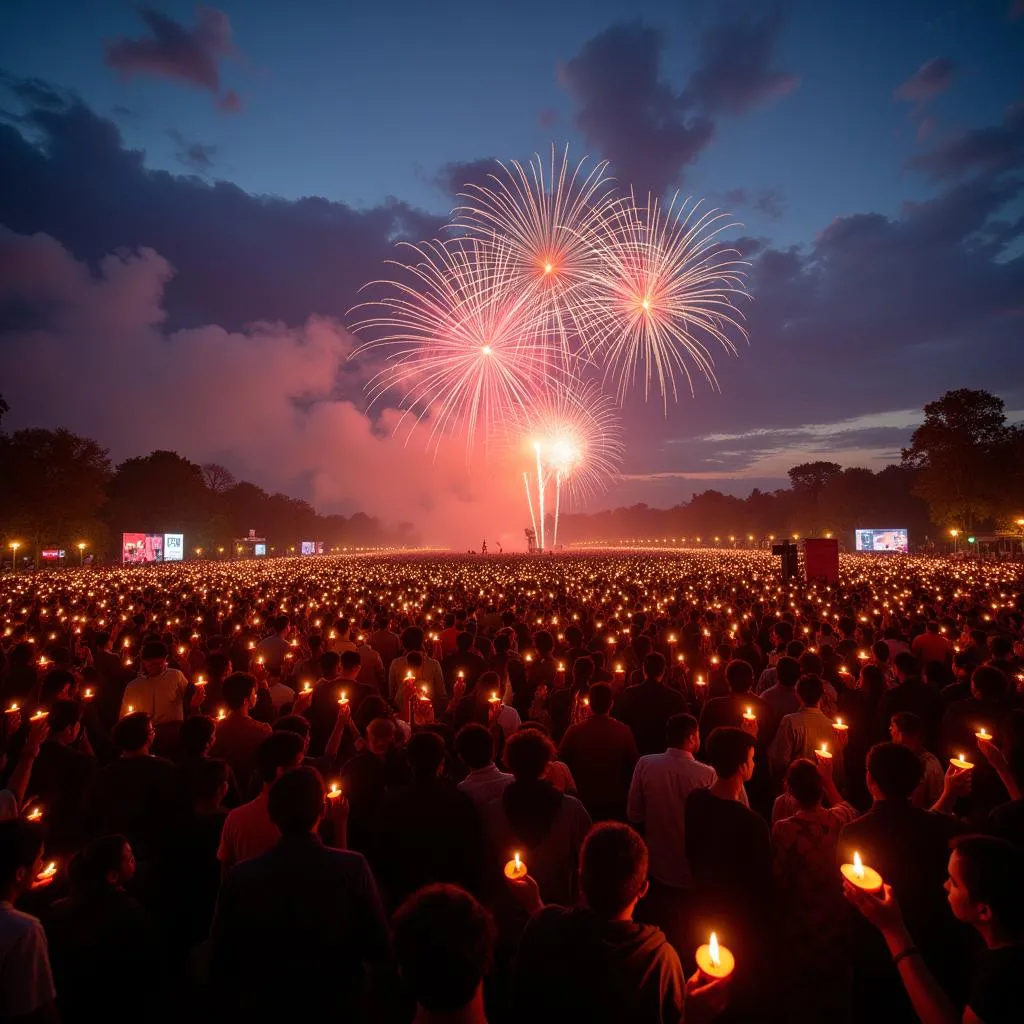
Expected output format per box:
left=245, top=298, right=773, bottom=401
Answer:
left=892, top=946, right=920, bottom=967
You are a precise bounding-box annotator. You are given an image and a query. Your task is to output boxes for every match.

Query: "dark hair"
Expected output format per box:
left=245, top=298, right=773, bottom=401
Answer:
left=205, top=651, right=230, bottom=680
left=268, top=766, right=324, bottom=836
left=41, top=669, right=75, bottom=704
left=0, top=820, right=46, bottom=889
left=113, top=711, right=152, bottom=752
left=191, top=758, right=230, bottom=802
left=180, top=714, right=216, bottom=756
left=572, top=656, right=595, bottom=688
left=796, top=674, right=824, bottom=706
left=866, top=742, right=923, bottom=801
left=48, top=698, right=82, bottom=733
left=504, top=728, right=555, bottom=782
left=273, top=715, right=311, bottom=740
left=725, top=659, right=754, bottom=694
left=951, top=835, right=1024, bottom=936
left=402, top=627, right=425, bottom=652
left=222, top=672, right=256, bottom=710
left=455, top=631, right=474, bottom=653
left=799, top=652, right=824, bottom=677
left=408, top=730, right=446, bottom=781
left=786, top=758, right=824, bottom=810
left=580, top=822, right=648, bottom=917
left=891, top=711, right=926, bottom=742
left=989, top=636, right=1013, bottom=659
left=141, top=641, right=167, bottom=661
left=776, top=656, right=800, bottom=688
left=393, top=884, right=496, bottom=1014
left=972, top=666, right=1008, bottom=701
left=319, top=650, right=341, bottom=675
left=642, top=652, right=666, bottom=681
left=706, top=727, right=755, bottom=779
left=255, top=730, right=305, bottom=784
left=588, top=682, right=613, bottom=715
left=893, top=651, right=918, bottom=677
left=69, top=834, right=129, bottom=896
left=666, top=713, right=698, bottom=749
left=340, top=650, right=362, bottom=673
left=455, top=724, right=494, bottom=771
left=534, top=631, right=554, bottom=655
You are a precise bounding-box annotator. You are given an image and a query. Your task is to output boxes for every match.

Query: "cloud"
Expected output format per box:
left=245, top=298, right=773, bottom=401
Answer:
left=433, top=157, right=500, bottom=200
left=0, top=226, right=530, bottom=546
left=168, top=129, right=216, bottom=172
left=104, top=6, right=240, bottom=111
left=0, top=78, right=443, bottom=331
left=907, top=104, right=1024, bottom=181
left=558, top=20, right=714, bottom=197
left=723, top=187, right=785, bottom=220
left=894, top=57, right=955, bottom=104
left=683, top=9, right=799, bottom=115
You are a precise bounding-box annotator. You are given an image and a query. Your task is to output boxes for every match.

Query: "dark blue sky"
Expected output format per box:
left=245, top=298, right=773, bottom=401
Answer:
left=0, top=1, right=1022, bottom=541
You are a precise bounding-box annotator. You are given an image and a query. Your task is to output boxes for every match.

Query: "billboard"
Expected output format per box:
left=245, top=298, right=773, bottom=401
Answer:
left=163, top=533, right=184, bottom=561
left=855, top=528, right=908, bottom=553
left=254, top=543, right=267, bottom=556
left=41, top=549, right=65, bottom=562
left=122, top=533, right=164, bottom=564
left=300, top=541, right=323, bottom=556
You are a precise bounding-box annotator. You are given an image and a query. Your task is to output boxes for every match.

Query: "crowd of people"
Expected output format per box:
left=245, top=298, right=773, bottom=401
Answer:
left=0, top=550, right=1022, bottom=1023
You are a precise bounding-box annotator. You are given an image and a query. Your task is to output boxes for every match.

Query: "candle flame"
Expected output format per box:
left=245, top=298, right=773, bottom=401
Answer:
left=709, top=932, right=720, bottom=967
left=820, top=742, right=828, bottom=754
left=514, top=852, right=521, bottom=871
left=836, top=718, right=844, bottom=727
left=853, top=851, right=864, bottom=879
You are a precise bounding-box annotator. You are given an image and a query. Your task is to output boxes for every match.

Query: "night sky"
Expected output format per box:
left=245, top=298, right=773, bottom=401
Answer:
left=1, top=1, right=1022, bottom=545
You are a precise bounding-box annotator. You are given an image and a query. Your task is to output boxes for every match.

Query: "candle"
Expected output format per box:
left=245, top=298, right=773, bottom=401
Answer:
left=950, top=753, right=974, bottom=770
left=81, top=688, right=94, bottom=701
left=5, top=702, right=19, bottom=716
left=857, top=650, right=869, bottom=661
left=338, top=691, right=349, bottom=707
left=742, top=706, right=756, bottom=722
left=974, top=727, right=991, bottom=742
left=695, top=932, right=735, bottom=980
left=832, top=718, right=848, bottom=733
left=125, top=704, right=135, bottom=715
left=327, top=781, right=342, bottom=801
left=841, top=851, right=883, bottom=894
left=25, top=806, right=43, bottom=822
left=301, top=682, right=312, bottom=694
left=216, top=707, right=227, bottom=721
left=488, top=691, right=501, bottom=706
left=504, top=851, right=527, bottom=880
left=33, top=861, right=58, bottom=889
left=29, top=710, right=48, bottom=723
left=695, top=675, right=706, bottom=688
left=816, top=742, right=832, bottom=761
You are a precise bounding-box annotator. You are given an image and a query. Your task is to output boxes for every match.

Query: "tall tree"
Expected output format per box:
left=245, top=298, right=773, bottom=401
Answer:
left=201, top=462, right=237, bottom=494
left=901, top=389, right=1009, bottom=530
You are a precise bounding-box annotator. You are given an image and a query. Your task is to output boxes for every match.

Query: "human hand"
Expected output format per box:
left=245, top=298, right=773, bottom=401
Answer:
left=24, top=717, right=50, bottom=758
left=976, top=736, right=1008, bottom=774
left=293, top=687, right=313, bottom=715
left=452, top=678, right=466, bottom=700
left=739, top=715, right=759, bottom=739
left=843, top=881, right=905, bottom=938
left=942, top=762, right=972, bottom=800
left=816, top=749, right=834, bottom=777
left=685, top=970, right=731, bottom=1024
left=505, top=872, right=543, bottom=915
left=832, top=725, right=850, bottom=750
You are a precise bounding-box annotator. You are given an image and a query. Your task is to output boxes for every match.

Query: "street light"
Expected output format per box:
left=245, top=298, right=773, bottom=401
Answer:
left=9, top=541, right=20, bottom=572
left=77, top=542, right=87, bottom=566
left=950, top=528, right=959, bottom=555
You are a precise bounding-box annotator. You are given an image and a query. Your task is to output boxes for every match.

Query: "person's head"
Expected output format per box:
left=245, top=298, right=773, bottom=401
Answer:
left=339, top=650, right=362, bottom=679
left=222, top=672, right=257, bottom=712
left=706, top=727, right=756, bottom=782
left=893, top=651, right=918, bottom=681
left=191, top=758, right=230, bottom=808
left=642, top=652, right=666, bottom=682
left=255, top=730, right=305, bottom=786
left=47, top=698, right=82, bottom=743
left=0, top=820, right=46, bottom=899
left=319, top=650, right=341, bottom=678
left=665, top=712, right=699, bottom=753
left=94, top=630, right=111, bottom=650
left=799, top=652, right=824, bottom=678
left=267, top=766, right=324, bottom=837
left=204, top=651, right=230, bottom=681
left=579, top=822, right=649, bottom=919
left=865, top=742, right=923, bottom=802
left=273, top=715, right=311, bottom=750
left=366, top=717, right=397, bottom=757
left=140, top=641, right=168, bottom=676
left=455, top=631, right=474, bottom=654
left=180, top=714, right=216, bottom=757
left=946, top=836, right=1024, bottom=942
left=393, top=884, right=496, bottom=1016
left=872, top=640, right=890, bottom=664
left=571, top=656, right=595, bottom=690
left=70, top=834, right=136, bottom=896
left=796, top=673, right=824, bottom=708
left=785, top=758, right=824, bottom=811
left=889, top=711, right=926, bottom=749
left=776, top=656, right=800, bottom=689
left=476, top=669, right=500, bottom=699
left=772, top=621, right=793, bottom=646
left=725, top=659, right=754, bottom=695
left=455, top=724, right=495, bottom=771
left=408, top=730, right=446, bottom=781
left=588, top=681, right=613, bottom=716
left=41, top=669, right=75, bottom=705
left=402, top=626, right=425, bottom=653
left=113, top=711, right=154, bottom=755
left=971, top=665, right=1008, bottom=702
left=989, top=636, right=1013, bottom=661
left=926, top=621, right=940, bottom=635
left=504, top=728, right=555, bottom=782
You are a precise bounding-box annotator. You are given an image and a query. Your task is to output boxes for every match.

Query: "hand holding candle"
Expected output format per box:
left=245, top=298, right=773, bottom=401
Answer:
left=504, top=851, right=527, bottom=880
left=33, top=861, right=58, bottom=889
left=840, top=851, right=883, bottom=894
left=695, top=932, right=735, bottom=980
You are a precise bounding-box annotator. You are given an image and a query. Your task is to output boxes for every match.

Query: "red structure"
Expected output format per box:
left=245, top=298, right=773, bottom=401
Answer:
left=804, top=538, right=840, bottom=584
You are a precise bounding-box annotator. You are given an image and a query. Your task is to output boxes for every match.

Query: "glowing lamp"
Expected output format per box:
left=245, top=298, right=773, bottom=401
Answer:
left=504, top=852, right=527, bottom=880
left=841, top=852, right=883, bottom=894
left=695, top=932, right=734, bottom=980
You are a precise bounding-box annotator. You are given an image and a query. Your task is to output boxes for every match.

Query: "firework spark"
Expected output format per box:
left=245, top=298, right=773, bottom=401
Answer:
left=582, top=192, right=750, bottom=410
left=350, top=237, right=564, bottom=455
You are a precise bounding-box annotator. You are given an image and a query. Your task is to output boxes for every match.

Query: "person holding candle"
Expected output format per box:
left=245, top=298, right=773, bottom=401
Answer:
left=0, top=819, right=58, bottom=1023
left=769, top=674, right=846, bottom=787
left=387, top=627, right=446, bottom=710
left=612, top=653, right=688, bottom=757
left=511, top=822, right=729, bottom=1023
left=0, top=713, right=48, bottom=822
left=209, top=672, right=273, bottom=792
left=845, top=835, right=1024, bottom=1024
left=889, top=712, right=946, bottom=809
left=117, top=641, right=196, bottom=727
left=878, top=652, right=943, bottom=751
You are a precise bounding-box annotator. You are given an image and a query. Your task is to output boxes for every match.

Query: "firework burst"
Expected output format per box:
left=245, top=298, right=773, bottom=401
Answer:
left=350, top=237, right=564, bottom=455
left=582, top=192, right=750, bottom=410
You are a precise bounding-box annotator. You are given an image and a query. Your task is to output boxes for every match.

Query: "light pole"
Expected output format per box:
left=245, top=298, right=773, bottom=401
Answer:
left=950, top=528, right=959, bottom=555
left=9, top=542, right=20, bottom=572
left=77, top=542, right=86, bottom=566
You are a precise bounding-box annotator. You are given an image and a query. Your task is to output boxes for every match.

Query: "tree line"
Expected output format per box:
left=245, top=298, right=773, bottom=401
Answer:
left=560, top=389, right=1024, bottom=546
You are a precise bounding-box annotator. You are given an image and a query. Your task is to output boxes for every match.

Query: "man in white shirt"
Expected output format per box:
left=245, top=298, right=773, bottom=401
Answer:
left=455, top=724, right=513, bottom=811
left=768, top=674, right=843, bottom=784
left=627, top=713, right=715, bottom=892
left=0, top=819, right=57, bottom=1021
left=119, top=641, right=196, bottom=725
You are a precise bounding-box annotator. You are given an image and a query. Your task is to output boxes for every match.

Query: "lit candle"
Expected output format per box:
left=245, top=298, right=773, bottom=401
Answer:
left=974, top=727, right=991, bottom=742
left=33, top=861, right=58, bottom=889
left=5, top=702, right=19, bottom=716
left=695, top=674, right=706, bottom=689
left=216, top=707, right=227, bottom=721
left=742, top=707, right=756, bottom=722
left=816, top=742, right=832, bottom=761
left=488, top=691, right=501, bottom=706
left=25, top=806, right=43, bottom=822
left=338, top=691, right=349, bottom=707
left=504, top=851, right=527, bottom=880
left=840, top=851, right=883, bottom=894
left=81, top=688, right=94, bottom=700
left=695, top=932, right=735, bottom=980
left=327, top=781, right=342, bottom=801
left=301, top=682, right=312, bottom=694
left=832, top=718, right=848, bottom=733
left=29, top=710, right=48, bottom=723
left=857, top=650, right=869, bottom=661
left=950, top=753, right=974, bottom=770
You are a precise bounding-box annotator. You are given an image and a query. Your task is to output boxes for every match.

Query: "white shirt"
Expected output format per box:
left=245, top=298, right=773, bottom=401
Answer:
left=120, top=667, right=189, bottom=724
left=627, top=749, right=716, bottom=889
left=458, top=763, right=513, bottom=810
left=268, top=681, right=296, bottom=709
left=0, top=903, right=56, bottom=1018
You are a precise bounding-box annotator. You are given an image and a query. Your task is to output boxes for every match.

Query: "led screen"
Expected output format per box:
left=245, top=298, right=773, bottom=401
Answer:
left=855, top=528, right=908, bottom=553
